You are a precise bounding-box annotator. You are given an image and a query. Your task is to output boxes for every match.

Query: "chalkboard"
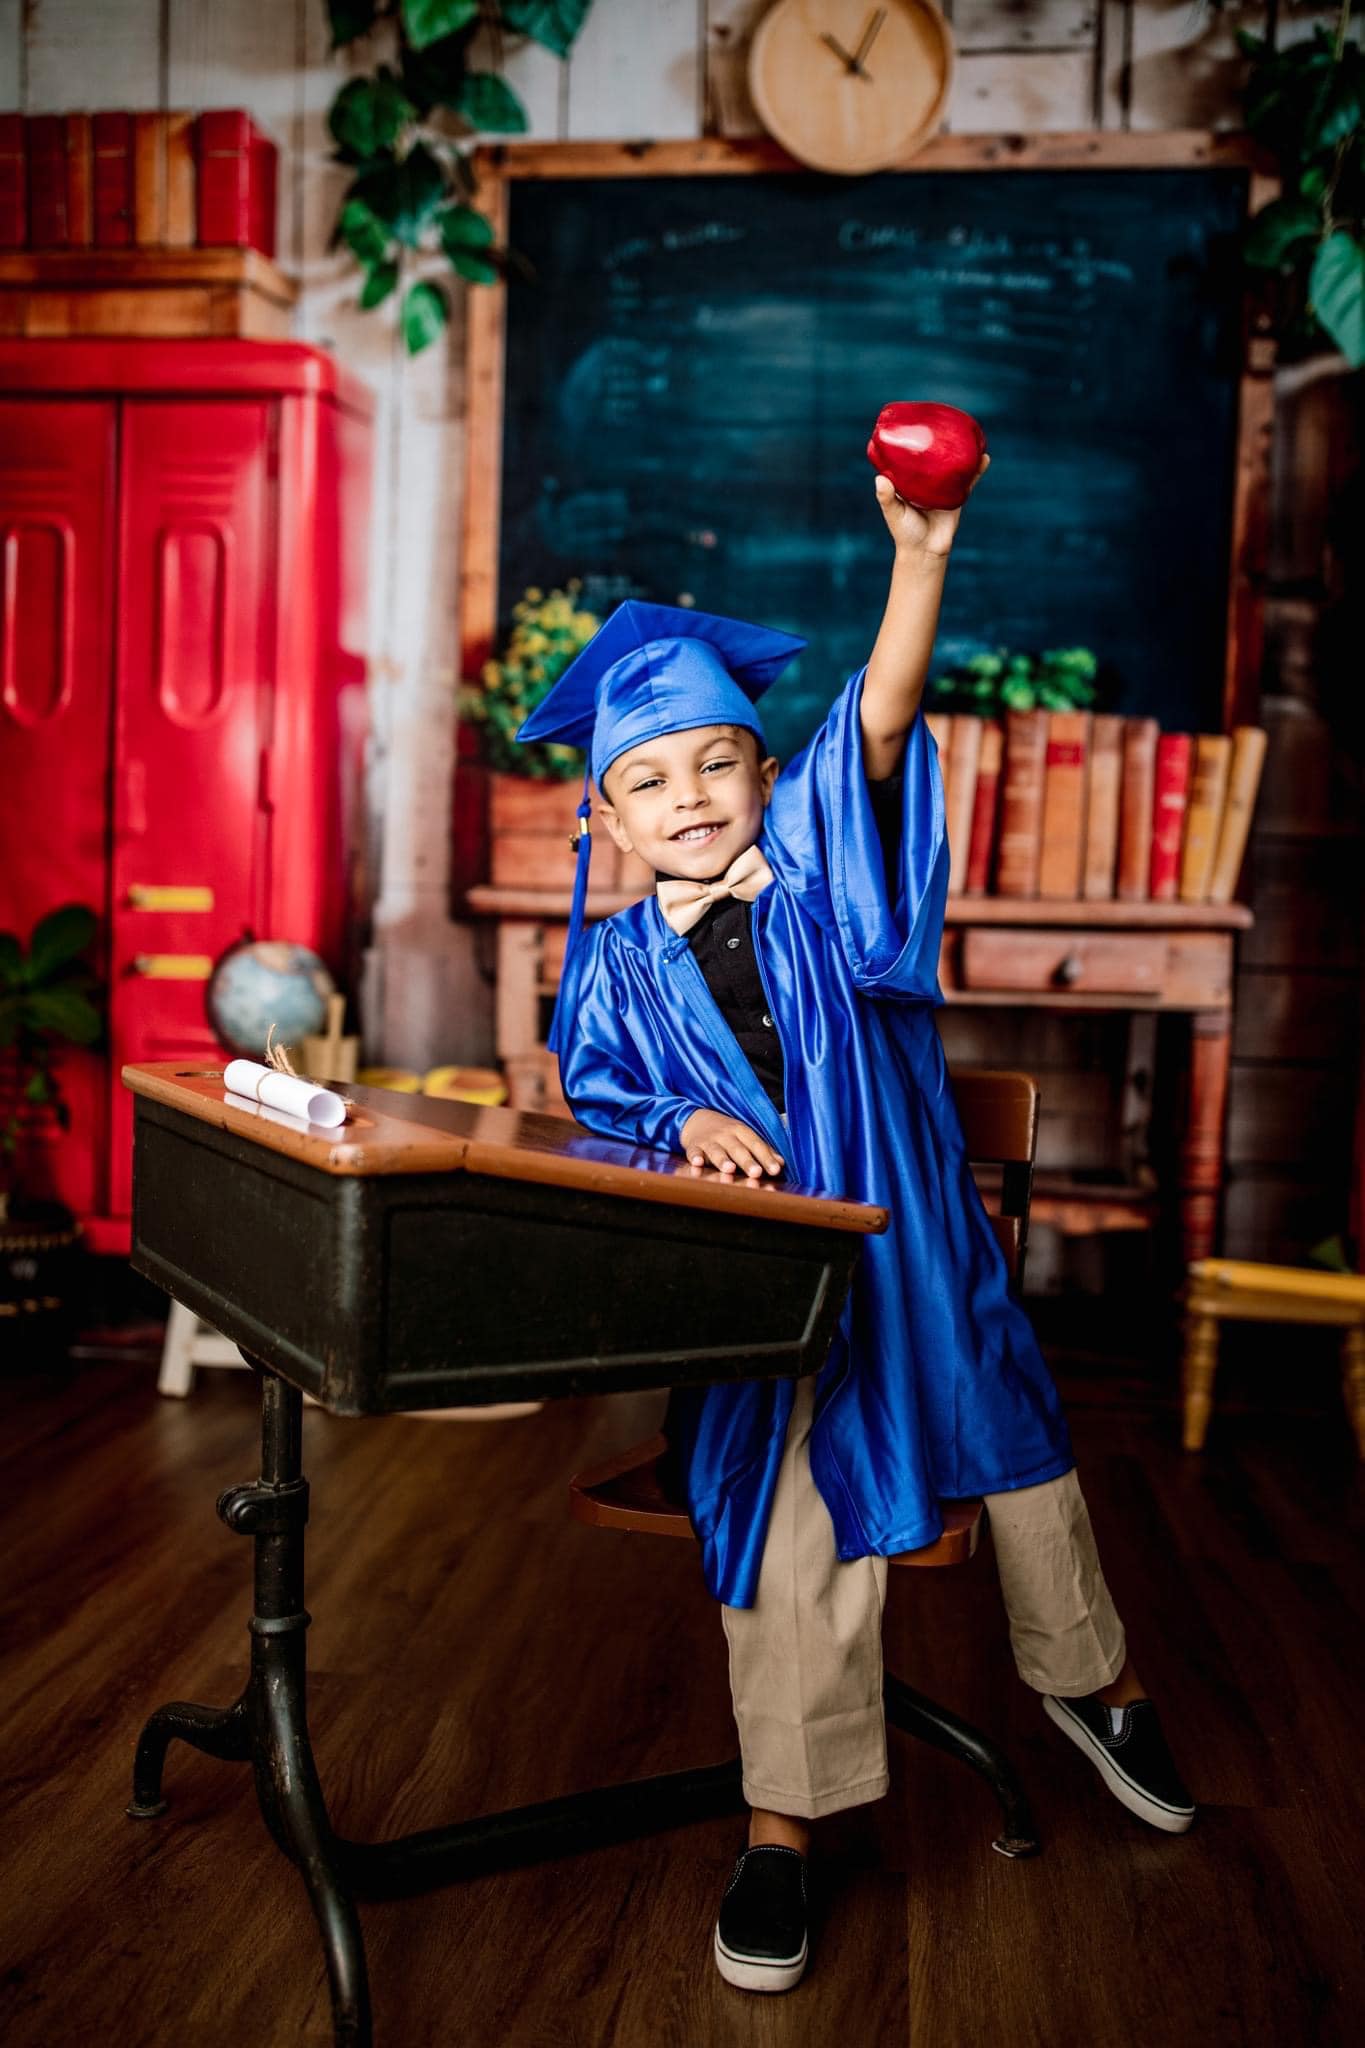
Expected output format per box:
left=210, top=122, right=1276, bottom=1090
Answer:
left=493, top=156, right=1251, bottom=761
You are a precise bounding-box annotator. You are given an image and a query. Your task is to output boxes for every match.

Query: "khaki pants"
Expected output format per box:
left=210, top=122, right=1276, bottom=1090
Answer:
left=722, top=1372, right=1127, bottom=1819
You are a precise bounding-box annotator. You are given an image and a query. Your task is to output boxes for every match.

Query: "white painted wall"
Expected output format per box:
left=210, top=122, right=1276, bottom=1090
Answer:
left=0, top=0, right=1316, bottom=1068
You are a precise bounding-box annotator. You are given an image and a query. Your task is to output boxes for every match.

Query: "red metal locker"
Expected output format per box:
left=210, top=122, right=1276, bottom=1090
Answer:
left=0, top=342, right=373, bottom=1253
left=0, top=398, right=117, bottom=1222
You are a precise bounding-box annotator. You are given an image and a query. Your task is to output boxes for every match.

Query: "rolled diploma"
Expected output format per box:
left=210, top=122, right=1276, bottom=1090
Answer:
left=222, top=1058, right=348, bottom=1129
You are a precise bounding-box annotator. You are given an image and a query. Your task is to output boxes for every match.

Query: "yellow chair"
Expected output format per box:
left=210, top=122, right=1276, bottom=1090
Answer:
left=1182, top=1258, right=1365, bottom=1457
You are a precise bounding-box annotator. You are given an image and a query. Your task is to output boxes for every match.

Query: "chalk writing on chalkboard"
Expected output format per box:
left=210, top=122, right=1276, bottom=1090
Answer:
left=499, top=168, right=1247, bottom=757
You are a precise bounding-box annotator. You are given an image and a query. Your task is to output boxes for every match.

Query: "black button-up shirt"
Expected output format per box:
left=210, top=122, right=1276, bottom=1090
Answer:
left=681, top=769, right=906, bottom=1118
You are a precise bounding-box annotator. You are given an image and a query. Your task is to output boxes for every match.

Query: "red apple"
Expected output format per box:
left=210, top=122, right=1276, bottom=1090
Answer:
left=866, top=402, right=988, bottom=511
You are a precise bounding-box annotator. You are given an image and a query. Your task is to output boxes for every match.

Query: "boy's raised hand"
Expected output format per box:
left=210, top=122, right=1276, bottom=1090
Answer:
left=875, top=452, right=990, bottom=559
left=681, top=1107, right=784, bottom=1179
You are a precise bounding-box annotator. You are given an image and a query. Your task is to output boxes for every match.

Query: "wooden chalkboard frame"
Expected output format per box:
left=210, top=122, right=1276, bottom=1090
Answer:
left=461, top=133, right=1277, bottom=735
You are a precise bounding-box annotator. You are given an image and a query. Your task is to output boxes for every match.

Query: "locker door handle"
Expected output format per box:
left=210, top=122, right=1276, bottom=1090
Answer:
left=127, top=885, right=215, bottom=912
left=131, top=954, right=213, bottom=980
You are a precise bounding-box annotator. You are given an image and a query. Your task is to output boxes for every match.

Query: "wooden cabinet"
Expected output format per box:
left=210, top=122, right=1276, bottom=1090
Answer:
left=0, top=340, right=372, bottom=1249
left=466, top=885, right=1254, bottom=1268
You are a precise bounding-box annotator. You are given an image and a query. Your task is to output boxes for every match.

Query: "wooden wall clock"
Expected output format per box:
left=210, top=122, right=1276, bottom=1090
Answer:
left=748, top=0, right=954, bottom=176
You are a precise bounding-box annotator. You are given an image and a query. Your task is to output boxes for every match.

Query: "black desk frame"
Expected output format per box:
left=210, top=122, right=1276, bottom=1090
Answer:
left=125, top=1090, right=1038, bottom=2048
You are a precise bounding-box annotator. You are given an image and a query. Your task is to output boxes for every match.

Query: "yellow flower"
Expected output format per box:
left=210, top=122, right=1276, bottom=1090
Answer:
left=524, top=585, right=543, bottom=604
left=572, top=612, right=598, bottom=638
left=481, top=660, right=502, bottom=686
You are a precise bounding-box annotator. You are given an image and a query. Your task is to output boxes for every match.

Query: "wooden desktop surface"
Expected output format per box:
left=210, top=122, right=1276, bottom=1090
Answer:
left=122, top=1062, right=888, bottom=1236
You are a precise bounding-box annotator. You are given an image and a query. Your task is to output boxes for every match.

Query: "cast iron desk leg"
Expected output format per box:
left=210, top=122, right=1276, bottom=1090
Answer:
left=127, top=1365, right=744, bottom=2048
left=128, top=1366, right=371, bottom=2045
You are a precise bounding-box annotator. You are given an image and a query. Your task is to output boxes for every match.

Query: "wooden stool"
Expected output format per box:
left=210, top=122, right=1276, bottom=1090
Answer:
left=1182, top=1257, right=1365, bottom=1456
left=570, top=1069, right=1046, bottom=1858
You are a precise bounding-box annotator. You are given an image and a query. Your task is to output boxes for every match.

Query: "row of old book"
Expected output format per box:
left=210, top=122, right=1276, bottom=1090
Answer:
left=0, top=111, right=277, bottom=256
left=923, top=709, right=1268, bottom=903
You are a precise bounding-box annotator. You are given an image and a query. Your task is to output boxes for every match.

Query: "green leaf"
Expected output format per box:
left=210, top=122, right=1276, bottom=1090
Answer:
left=449, top=247, right=500, bottom=284
left=402, top=0, right=478, bottom=52
left=457, top=72, right=529, bottom=133
left=24, top=987, right=101, bottom=1045
left=1309, top=58, right=1362, bottom=153
left=500, top=0, right=593, bottom=59
left=1310, top=232, right=1365, bottom=366
left=328, top=0, right=378, bottom=46
left=0, top=932, right=20, bottom=989
left=338, top=196, right=391, bottom=266
left=352, top=143, right=447, bottom=246
left=1300, top=164, right=1329, bottom=203
left=24, top=1068, right=52, bottom=1104
left=1244, top=195, right=1321, bottom=269
left=402, top=279, right=449, bottom=353
left=1235, top=28, right=1268, bottom=60
left=360, top=260, right=399, bottom=308
left=439, top=203, right=495, bottom=255
left=328, top=72, right=417, bottom=163
left=27, top=904, right=96, bottom=983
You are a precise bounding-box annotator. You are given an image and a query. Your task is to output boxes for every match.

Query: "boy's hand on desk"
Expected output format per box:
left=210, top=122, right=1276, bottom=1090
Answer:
left=680, top=1109, right=785, bottom=1180
left=875, top=454, right=990, bottom=559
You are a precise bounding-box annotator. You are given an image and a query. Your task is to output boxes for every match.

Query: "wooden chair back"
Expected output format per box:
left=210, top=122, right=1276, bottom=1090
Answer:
left=947, top=1068, right=1039, bottom=1293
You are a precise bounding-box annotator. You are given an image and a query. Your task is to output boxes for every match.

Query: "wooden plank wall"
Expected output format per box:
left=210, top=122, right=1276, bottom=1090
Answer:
left=1, top=1, right=1359, bottom=1278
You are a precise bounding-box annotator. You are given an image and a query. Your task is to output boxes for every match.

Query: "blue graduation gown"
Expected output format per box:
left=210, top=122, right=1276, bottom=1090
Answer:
left=557, top=667, right=1075, bottom=1607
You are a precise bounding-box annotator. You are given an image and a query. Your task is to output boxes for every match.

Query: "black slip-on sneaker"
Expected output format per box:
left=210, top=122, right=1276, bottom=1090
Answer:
left=713, top=1843, right=809, bottom=1993
left=1044, top=1693, right=1196, bottom=1834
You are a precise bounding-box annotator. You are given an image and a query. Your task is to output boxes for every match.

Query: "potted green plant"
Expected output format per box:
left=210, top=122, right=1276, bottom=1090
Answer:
left=459, top=584, right=639, bottom=891
left=0, top=904, right=100, bottom=1367
left=927, top=646, right=1102, bottom=716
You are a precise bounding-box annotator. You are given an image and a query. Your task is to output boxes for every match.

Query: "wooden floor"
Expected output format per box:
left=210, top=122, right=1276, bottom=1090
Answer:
left=1, top=1323, right=1362, bottom=2048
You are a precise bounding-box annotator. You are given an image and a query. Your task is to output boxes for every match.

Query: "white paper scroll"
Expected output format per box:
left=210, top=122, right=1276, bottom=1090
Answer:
left=222, top=1058, right=349, bottom=1129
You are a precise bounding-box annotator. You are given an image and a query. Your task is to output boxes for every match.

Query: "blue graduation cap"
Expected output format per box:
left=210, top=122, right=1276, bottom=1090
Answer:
left=515, top=599, right=805, bottom=1054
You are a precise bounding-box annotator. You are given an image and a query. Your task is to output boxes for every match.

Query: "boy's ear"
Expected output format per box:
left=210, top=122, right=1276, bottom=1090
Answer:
left=760, top=753, right=780, bottom=803
left=595, top=799, right=634, bottom=855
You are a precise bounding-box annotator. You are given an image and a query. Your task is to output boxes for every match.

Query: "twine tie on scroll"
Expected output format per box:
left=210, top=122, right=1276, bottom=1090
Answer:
left=257, top=1024, right=351, bottom=1122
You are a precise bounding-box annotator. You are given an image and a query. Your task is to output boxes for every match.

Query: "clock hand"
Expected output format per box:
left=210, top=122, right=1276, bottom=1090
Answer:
left=851, top=6, right=888, bottom=78
left=819, top=29, right=864, bottom=73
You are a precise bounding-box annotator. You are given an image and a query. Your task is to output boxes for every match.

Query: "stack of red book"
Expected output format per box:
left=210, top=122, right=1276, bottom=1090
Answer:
left=924, top=708, right=1268, bottom=905
left=0, top=110, right=276, bottom=255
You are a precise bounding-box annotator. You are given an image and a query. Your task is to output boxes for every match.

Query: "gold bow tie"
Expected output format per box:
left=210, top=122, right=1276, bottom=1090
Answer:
left=656, top=843, right=775, bottom=936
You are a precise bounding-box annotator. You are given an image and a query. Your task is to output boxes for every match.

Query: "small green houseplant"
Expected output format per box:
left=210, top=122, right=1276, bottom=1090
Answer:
left=926, top=647, right=1101, bottom=717
left=460, top=583, right=601, bottom=778
left=0, top=904, right=101, bottom=1224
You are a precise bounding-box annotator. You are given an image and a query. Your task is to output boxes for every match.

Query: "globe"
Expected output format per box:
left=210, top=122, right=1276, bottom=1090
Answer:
left=207, top=941, right=336, bottom=1059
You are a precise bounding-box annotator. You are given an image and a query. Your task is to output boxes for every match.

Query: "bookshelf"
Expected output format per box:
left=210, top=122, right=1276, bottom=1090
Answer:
left=464, top=883, right=1253, bottom=1272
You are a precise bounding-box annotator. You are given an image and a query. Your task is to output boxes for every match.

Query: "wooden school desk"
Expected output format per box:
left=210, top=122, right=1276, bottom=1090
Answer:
left=468, top=885, right=1255, bottom=1269
left=120, top=1063, right=887, bottom=2048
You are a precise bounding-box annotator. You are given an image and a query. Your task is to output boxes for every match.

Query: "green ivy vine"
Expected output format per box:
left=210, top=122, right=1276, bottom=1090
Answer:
left=324, top=2, right=595, bottom=352
left=1231, top=0, right=1364, bottom=365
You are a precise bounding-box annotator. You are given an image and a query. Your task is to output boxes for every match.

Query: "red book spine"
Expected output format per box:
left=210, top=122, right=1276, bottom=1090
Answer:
left=197, top=110, right=277, bottom=256
left=92, top=111, right=133, bottom=247
left=1149, top=732, right=1193, bottom=902
left=249, top=124, right=277, bottom=259
left=26, top=114, right=68, bottom=246
left=0, top=114, right=28, bottom=246
left=964, top=718, right=1003, bottom=895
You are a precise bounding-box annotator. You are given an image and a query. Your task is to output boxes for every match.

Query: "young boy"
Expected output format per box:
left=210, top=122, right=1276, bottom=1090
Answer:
left=516, top=462, right=1194, bottom=1995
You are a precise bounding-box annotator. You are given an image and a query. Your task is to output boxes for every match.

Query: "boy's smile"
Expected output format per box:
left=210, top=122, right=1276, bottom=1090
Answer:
left=598, top=722, right=780, bottom=879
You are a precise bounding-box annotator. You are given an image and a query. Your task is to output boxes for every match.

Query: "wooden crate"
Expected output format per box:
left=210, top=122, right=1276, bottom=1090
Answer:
left=0, top=249, right=296, bottom=338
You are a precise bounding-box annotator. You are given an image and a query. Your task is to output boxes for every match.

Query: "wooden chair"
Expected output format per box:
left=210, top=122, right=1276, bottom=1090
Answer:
left=1182, top=1257, right=1365, bottom=1457
left=569, top=1068, right=1044, bottom=1858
